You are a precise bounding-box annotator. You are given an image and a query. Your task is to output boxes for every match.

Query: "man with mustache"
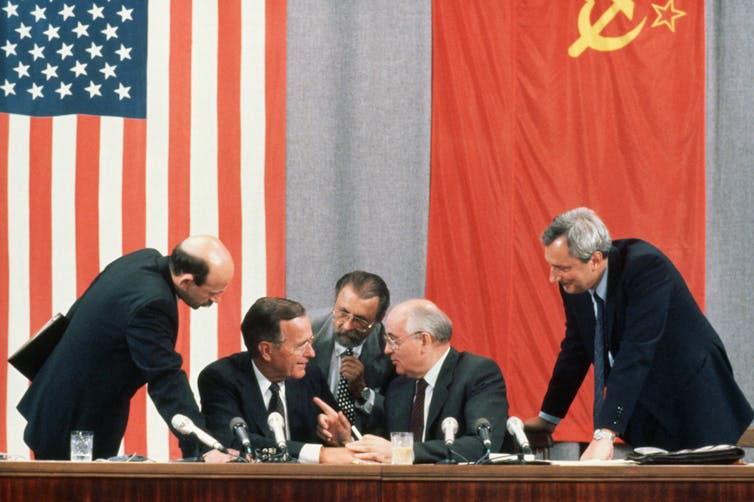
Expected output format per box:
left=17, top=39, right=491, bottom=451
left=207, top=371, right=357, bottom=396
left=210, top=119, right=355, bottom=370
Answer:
left=310, top=271, right=395, bottom=435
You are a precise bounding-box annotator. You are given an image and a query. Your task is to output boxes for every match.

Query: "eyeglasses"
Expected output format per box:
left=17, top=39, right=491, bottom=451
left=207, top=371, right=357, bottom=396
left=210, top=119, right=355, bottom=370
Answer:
left=281, top=335, right=316, bottom=355
left=384, top=331, right=423, bottom=350
left=333, top=308, right=376, bottom=333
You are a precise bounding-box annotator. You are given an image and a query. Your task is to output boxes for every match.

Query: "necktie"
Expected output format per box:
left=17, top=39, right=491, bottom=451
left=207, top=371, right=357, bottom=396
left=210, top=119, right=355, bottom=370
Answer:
left=336, top=349, right=356, bottom=423
left=409, top=379, right=428, bottom=442
left=593, top=293, right=607, bottom=425
left=268, top=382, right=286, bottom=439
left=268, top=382, right=285, bottom=417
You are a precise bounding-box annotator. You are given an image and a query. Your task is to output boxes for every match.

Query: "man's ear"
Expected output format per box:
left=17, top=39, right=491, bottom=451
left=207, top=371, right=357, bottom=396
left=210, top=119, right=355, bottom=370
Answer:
left=259, top=341, right=274, bottom=362
left=590, top=251, right=605, bottom=269
left=174, top=273, right=195, bottom=290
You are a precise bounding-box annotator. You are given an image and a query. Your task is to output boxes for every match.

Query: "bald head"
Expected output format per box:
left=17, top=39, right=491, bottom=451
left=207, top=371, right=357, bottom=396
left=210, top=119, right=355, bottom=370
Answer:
left=388, top=299, right=453, bottom=342
left=170, top=235, right=234, bottom=309
left=384, top=298, right=453, bottom=379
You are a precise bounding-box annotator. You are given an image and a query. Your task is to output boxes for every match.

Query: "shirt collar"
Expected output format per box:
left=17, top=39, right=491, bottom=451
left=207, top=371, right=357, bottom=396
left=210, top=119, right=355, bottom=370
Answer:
left=422, top=346, right=451, bottom=388
left=592, top=263, right=609, bottom=301
left=251, top=358, right=285, bottom=395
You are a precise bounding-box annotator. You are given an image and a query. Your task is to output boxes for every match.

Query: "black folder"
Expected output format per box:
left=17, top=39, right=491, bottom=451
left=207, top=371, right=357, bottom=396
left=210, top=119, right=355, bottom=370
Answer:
left=626, top=444, right=745, bottom=465
left=8, top=313, right=68, bottom=380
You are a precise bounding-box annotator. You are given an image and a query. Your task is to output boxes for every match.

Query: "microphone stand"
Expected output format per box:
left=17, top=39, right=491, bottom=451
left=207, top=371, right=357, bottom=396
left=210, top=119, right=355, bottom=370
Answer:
left=437, top=444, right=457, bottom=464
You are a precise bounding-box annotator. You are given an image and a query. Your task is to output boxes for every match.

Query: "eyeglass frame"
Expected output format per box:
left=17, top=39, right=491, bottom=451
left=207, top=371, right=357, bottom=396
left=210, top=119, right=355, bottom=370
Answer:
left=275, top=335, right=316, bottom=356
left=384, top=331, right=424, bottom=350
left=332, top=307, right=377, bottom=333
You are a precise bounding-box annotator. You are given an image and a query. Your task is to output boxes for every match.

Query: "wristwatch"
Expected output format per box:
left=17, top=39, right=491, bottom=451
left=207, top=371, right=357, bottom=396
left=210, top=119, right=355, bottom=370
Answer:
left=357, top=386, right=372, bottom=405
left=593, top=429, right=616, bottom=442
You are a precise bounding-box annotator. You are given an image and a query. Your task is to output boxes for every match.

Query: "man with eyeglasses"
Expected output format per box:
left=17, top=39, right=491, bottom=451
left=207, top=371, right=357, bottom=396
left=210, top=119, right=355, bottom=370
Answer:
left=319, top=299, right=510, bottom=464
left=310, top=271, right=395, bottom=435
left=198, top=297, right=356, bottom=463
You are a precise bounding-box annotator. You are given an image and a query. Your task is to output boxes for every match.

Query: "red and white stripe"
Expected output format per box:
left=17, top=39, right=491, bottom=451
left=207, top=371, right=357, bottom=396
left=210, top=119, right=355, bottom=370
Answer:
left=1, top=0, right=286, bottom=461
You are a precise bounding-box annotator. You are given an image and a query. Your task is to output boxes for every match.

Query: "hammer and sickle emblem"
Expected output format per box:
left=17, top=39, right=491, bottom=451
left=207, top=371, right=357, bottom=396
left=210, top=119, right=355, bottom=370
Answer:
left=569, top=0, right=647, bottom=57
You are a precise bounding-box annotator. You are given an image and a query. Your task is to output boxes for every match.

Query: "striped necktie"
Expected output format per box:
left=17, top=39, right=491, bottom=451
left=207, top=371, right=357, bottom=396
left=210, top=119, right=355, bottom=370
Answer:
left=409, top=378, right=428, bottom=442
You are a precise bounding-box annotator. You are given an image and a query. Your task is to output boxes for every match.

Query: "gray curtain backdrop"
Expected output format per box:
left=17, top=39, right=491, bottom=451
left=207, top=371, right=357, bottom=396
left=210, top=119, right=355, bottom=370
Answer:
left=706, top=0, right=754, bottom=415
left=287, top=0, right=753, bottom=416
left=285, top=0, right=432, bottom=311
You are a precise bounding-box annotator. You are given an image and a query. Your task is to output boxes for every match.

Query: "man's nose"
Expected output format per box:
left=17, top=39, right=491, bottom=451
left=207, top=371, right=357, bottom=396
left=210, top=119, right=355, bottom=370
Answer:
left=548, top=267, right=560, bottom=283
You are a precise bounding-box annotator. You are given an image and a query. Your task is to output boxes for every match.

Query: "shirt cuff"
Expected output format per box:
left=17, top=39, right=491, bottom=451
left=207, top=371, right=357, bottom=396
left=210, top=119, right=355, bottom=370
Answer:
left=297, top=444, right=322, bottom=464
left=538, top=411, right=561, bottom=425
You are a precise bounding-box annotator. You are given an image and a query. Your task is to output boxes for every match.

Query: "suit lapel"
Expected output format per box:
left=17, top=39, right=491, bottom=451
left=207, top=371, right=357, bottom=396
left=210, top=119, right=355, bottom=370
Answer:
left=391, top=378, right=416, bottom=431
left=285, top=379, right=306, bottom=438
left=605, top=245, right=622, bottom=347
left=242, top=361, right=274, bottom=437
left=426, top=348, right=457, bottom=431
left=312, top=318, right=335, bottom=376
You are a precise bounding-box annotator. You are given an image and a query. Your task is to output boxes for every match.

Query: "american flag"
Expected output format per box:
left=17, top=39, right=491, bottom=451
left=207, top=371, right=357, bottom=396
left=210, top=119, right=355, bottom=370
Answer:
left=0, top=0, right=147, bottom=118
left=0, top=0, right=286, bottom=460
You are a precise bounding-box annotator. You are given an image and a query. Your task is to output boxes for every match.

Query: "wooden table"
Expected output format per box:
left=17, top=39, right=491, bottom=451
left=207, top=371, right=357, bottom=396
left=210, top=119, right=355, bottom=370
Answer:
left=1, top=461, right=753, bottom=501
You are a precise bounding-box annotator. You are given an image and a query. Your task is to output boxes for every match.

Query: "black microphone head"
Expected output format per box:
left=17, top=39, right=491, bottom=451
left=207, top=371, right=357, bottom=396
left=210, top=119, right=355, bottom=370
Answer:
left=230, top=416, right=248, bottom=432
left=474, top=417, right=491, bottom=431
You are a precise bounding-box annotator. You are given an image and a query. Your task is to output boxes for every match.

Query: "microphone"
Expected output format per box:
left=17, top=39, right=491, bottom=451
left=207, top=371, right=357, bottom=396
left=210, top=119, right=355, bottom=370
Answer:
left=230, top=417, right=254, bottom=457
left=474, top=417, right=492, bottom=450
left=267, top=411, right=287, bottom=451
left=441, top=417, right=459, bottom=446
left=171, top=414, right=228, bottom=453
left=506, top=416, right=532, bottom=455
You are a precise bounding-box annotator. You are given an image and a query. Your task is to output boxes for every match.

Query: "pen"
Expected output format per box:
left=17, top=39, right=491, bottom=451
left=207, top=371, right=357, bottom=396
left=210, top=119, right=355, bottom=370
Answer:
left=351, top=425, right=363, bottom=440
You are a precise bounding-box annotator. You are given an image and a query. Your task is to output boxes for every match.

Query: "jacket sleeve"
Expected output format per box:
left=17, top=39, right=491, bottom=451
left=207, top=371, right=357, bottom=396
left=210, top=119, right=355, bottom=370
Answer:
left=540, top=288, right=592, bottom=420
left=125, top=300, right=205, bottom=458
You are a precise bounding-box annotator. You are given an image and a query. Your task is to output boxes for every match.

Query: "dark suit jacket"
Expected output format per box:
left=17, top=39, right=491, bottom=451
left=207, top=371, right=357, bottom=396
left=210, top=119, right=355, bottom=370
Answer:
left=385, top=348, right=509, bottom=463
left=541, top=239, right=753, bottom=450
left=198, top=352, right=338, bottom=458
left=17, top=249, right=205, bottom=460
left=310, top=310, right=395, bottom=434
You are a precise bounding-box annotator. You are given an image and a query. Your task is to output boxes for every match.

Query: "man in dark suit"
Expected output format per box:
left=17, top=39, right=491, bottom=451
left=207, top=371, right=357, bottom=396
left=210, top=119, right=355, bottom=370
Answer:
left=17, top=235, right=235, bottom=461
left=198, top=297, right=355, bottom=463
left=322, top=299, right=509, bottom=464
left=525, top=207, right=753, bottom=460
left=310, top=271, right=395, bottom=436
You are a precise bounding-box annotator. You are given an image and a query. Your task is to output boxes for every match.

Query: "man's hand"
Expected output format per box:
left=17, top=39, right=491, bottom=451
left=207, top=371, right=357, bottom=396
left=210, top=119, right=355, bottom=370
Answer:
left=202, top=448, right=238, bottom=463
left=340, top=355, right=366, bottom=397
left=314, top=396, right=353, bottom=446
left=523, top=416, right=556, bottom=434
left=580, top=438, right=614, bottom=461
left=347, top=434, right=393, bottom=464
left=319, top=447, right=359, bottom=464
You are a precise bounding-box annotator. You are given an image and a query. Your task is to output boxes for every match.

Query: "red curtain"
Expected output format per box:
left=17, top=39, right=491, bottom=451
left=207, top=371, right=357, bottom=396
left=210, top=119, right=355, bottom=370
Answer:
left=426, top=0, right=704, bottom=441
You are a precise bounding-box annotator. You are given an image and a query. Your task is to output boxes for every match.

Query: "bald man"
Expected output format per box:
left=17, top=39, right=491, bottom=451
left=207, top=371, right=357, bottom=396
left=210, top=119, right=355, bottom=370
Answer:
left=320, top=299, right=509, bottom=464
left=18, top=236, right=234, bottom=461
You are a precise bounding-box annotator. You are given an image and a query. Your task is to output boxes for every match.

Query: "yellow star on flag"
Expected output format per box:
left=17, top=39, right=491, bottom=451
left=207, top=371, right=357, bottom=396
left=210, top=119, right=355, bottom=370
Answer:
left=651, top=0, right=687, bottom=32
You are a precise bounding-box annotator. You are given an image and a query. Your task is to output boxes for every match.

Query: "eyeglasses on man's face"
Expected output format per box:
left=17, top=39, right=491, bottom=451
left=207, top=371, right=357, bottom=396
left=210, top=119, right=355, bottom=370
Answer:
left=333, top=308, right=376, bottom=333
left=279, top=335, right=316, bottom=356
left=384, top=331, right=423, bottom=350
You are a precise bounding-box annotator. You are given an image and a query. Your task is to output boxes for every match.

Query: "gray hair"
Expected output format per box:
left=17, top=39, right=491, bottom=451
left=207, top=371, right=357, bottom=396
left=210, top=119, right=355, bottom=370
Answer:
left=404, top=300, right=453, bottom=343
left=541, top=207, right=612, bottom=262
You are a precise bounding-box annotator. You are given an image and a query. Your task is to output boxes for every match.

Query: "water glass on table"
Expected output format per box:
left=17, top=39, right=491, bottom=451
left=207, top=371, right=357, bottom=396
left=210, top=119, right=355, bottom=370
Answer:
left=70, top=430, right=94, bottom=462
left=390, top=431, right=414, bottom=464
